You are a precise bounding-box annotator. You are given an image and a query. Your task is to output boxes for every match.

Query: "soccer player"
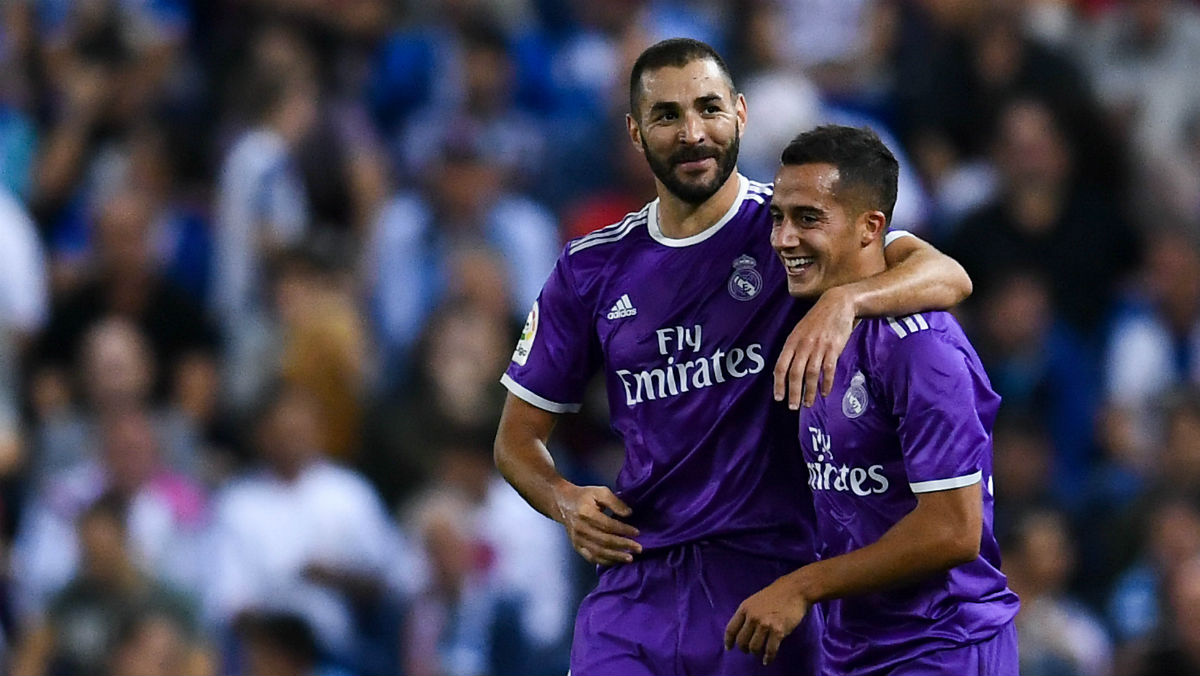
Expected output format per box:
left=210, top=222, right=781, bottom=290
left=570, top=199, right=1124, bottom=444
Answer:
left=494, top=39, right=973, bottom=675
left=724, top=125, right=1019, bottom=675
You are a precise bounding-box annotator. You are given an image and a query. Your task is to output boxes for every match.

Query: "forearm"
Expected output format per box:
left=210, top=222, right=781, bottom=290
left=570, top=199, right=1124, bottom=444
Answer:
left=494, top=409, right=570, bottom=524
left=785, top=505, right=977, bottom=604
left=846, top=242, right=971, bottom=318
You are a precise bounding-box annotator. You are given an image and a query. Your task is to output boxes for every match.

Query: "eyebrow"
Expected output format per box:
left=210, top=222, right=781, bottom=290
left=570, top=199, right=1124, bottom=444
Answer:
left=648, top=101, right=681, bottom=116
left=696, top=94, right=725, bottom=106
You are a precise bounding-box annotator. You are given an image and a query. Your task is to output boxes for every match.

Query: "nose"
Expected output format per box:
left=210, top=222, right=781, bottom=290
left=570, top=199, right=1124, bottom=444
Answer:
left=678, top=110, right=705, bottom=145
left=771, top=219, right=799, bottom=250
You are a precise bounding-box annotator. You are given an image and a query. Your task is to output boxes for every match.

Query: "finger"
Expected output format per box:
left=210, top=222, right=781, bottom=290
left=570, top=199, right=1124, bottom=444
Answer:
left=803, top=352, right=822, bottom=407
left=590, top=549, right=632, bottom=565
left=575, top=528, right=641, bottom=558
left=748, top=623, right=771, bottom=658
left=579, top=509, right=641, bottom=540
left=820, top=345, right=837, bottom=397
left=735, top=618, right=757, bottom=653
left=576, top=544, right=628, bottom=566
left=592, top=488, right=634, bottom=518
left=773, top=342, right=795, bottom=402
left=764, top=632, right=784, bottom=666
left=577, top=546, right=596, bottom=564
left=788, top=350, right=810, bottom=411
left=724, top=607, right=746, bottom=650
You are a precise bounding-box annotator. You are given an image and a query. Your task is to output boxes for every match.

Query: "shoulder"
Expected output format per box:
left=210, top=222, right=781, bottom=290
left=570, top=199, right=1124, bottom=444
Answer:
left=225, top=130, right=286, bottom=169
left=863, top=311, right=977, bottom=371
left=746, top=179, right=774, bottom=204
left=307, top=463, right=383, bottom=507
left=374, top=192, right=433, bottom=241
left=564, top=202, right=652, bottom=258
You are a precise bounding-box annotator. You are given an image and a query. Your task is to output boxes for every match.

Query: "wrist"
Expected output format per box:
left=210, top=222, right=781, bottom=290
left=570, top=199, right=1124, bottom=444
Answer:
left=827, top=282, right=864, bottom=318
left=549, top=478, right=578, bottom=524
left=784, top=563, right=827, bottom=605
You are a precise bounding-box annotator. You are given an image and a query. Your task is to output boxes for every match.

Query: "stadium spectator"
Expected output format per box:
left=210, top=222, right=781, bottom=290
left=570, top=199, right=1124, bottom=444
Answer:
left=948, top=96, right=1139, bottom=337
left=1107, top=495, right=1200, bottom=653
left=396, top=18, right=547, bottom=188
left=1004, top=509, right=1114, bottom=676
left=31, top=187, right=221, bottom=414
left=1135, top=553, right=1200, bottom=676
left=1105, top=230, right=1200, bottom=463
left=9, top=491, right=203, bottom=676
left=403, top=489, right=528, bottom=676
left=204, top=383, right=404, bottom=671
left=274, top=243, right=369, bottom=462
left=362, top=299, right=511, bottom=509
left=11, top=406, right=208, bottom=624
left=32, top=317, right=201, bottom=486
left=974, top=269, right=1099, bottom=505
left=1082, top=0, right=1200, bottom=170
left=0, top=187, right=47, bottom=502
left=212, top=62, right=316, bottom=408
left=367, top=126, right=558, bottom=381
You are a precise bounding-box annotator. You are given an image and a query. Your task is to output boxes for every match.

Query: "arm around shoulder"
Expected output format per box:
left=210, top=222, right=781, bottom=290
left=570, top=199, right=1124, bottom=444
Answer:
left=857, top=233, right=972, bottom=317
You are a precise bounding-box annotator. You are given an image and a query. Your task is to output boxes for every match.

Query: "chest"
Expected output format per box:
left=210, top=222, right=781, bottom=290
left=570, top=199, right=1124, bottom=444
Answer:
left=593, top=234, right=793, bottom=375
left=800, top=349, right=899, bottom=471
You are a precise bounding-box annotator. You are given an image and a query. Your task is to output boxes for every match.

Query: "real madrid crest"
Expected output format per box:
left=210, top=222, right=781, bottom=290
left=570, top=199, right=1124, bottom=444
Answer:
left=728, top=254, right=763, bottom=301
left=843, top=370, right=869, bottom=419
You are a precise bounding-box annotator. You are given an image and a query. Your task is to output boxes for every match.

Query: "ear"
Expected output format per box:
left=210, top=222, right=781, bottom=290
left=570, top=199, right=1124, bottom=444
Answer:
left=627, top=113, right=645, bottom=155
left=735, top=92, right=748, bottom=135
left=860, top=211, right=887, bottom=247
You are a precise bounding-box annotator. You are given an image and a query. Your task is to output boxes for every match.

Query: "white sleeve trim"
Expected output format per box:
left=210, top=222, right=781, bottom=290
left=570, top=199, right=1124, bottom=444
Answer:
left=884, top=230, right=914, bottom=247
left=909, top=470, right=982, bottom=494
left=500, top=374, right=582, bottom=414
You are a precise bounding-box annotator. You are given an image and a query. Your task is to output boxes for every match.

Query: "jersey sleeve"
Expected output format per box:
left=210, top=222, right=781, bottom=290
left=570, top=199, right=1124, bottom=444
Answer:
left=500, top=248, right=600, bottom=413
left=881, top=324, right=992, bottom=494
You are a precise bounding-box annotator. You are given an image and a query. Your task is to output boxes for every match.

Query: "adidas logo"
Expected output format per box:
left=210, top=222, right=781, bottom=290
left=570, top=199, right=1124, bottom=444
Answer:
left=606, top=294, right=638, bottom=320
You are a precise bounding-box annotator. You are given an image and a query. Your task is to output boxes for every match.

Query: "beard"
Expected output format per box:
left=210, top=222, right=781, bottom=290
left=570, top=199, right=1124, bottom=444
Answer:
left=642, top=125, right=740, bottom=205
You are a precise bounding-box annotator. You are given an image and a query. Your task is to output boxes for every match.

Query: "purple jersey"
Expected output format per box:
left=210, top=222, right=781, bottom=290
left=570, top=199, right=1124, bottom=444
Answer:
left=503, top=175, right=820, bottom=559
left=798, top=311, right=1020, bottom=675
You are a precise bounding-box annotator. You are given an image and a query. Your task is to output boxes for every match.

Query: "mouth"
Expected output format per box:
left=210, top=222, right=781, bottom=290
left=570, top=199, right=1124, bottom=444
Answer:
left=674, top=156, right=717, bottom=173
left=780, top=254, right=817, bottom=278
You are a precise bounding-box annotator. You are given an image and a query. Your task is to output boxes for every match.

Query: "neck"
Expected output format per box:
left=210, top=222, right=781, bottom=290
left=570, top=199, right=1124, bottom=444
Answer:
left=655, top=172, right=742, bottom=239
left=826, top=246, right=887, bottom=291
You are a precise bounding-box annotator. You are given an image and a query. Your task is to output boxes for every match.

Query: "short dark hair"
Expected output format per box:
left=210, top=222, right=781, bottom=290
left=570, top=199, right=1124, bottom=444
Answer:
left=81, top=489, right=130, bottom=531
left=236, top=611, right=319, bottom=666
left=780, top=125, right=899, bottom=222
left=629, top=38, right=735, bottom=118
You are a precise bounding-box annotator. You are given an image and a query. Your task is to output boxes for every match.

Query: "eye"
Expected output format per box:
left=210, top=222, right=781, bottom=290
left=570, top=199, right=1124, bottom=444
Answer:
left=770, top=210, right=783, bottom=225
left=704, top=105, right=721, bottom=114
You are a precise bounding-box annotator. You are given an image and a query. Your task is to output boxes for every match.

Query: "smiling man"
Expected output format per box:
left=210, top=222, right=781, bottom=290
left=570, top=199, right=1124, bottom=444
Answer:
left=725, top=125, right=1020, bottom=675
left=495, top=40, right=974, bottom=675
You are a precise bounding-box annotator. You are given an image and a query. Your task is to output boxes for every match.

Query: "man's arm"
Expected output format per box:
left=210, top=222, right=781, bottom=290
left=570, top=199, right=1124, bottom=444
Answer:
left=725, top=483, right=982, bottom=665
left=494, top=393, right=642, bottom=565
left=774, top=234, right=972, bottom=409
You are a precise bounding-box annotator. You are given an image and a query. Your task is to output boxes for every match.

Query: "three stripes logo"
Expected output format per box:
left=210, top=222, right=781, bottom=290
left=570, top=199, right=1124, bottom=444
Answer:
left=606, top=294, right=638, bottom=320
left=886, top=313, right=929, bottom=339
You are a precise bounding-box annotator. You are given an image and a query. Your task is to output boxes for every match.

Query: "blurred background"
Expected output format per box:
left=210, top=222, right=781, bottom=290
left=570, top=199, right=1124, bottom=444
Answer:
left=0, top=0, right=1196, bottom=674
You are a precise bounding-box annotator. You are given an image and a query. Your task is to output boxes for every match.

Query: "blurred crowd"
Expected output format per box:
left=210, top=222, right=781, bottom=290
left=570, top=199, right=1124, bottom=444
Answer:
left=0, top=0, right=1197, bottom=674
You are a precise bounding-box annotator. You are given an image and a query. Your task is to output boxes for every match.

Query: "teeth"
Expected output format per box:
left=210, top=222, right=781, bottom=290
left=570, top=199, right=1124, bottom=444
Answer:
left=785, top=257, right=815, bottom=269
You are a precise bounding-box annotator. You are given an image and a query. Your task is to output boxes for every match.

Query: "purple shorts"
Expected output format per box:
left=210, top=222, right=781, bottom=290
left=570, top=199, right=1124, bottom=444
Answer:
left=569, top=541, right=821, bottom=676
left=883, top=621, right=1020, bottom=676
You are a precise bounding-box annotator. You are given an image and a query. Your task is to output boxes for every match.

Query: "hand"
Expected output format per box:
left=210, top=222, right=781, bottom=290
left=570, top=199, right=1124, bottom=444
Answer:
left=554, top=483, right=642, bottom=565
left=724, top=576, right=811, bottom=666
left=774, top=285, right=856, bottom=409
